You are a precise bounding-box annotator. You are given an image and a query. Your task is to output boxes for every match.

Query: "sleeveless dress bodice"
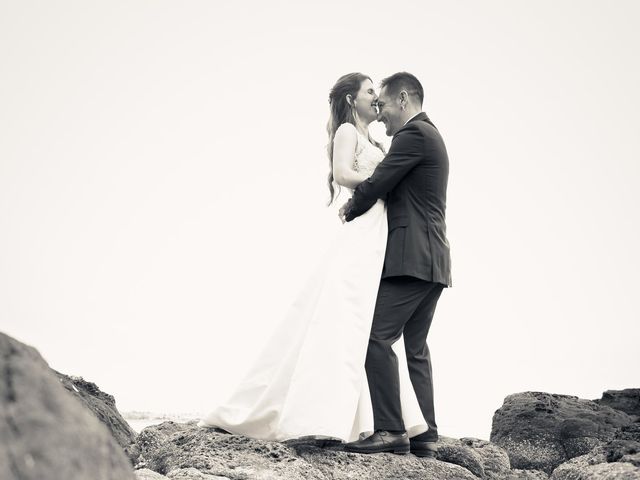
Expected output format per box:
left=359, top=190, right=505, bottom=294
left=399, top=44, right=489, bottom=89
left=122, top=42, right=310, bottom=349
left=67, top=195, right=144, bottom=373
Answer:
left=353, top=130, right=385, bottom=178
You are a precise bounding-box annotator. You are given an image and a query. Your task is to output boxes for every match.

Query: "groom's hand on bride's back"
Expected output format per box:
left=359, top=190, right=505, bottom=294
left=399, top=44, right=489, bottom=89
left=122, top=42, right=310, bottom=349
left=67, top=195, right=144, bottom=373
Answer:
left=338, top=199, right=353, bottom=224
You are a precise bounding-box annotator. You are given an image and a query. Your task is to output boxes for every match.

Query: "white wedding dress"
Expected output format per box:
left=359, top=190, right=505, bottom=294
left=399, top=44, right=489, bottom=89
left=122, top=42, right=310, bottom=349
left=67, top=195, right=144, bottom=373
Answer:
left=197, top=125, right=429, bottom=442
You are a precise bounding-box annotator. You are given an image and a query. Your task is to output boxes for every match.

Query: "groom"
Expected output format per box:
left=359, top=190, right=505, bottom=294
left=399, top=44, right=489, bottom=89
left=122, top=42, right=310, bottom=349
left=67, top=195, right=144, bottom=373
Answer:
left=339, top=72, right=452, bottom=456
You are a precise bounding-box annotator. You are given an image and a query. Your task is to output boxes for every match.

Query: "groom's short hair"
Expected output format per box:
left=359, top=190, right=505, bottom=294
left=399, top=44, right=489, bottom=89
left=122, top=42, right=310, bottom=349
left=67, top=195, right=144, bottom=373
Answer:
left=380, top=72, right=424, bottom=106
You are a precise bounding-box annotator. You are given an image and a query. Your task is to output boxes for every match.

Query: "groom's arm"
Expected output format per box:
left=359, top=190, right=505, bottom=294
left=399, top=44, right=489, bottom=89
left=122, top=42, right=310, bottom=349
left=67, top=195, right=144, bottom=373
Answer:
left=344, top=124, right=424, bottom=221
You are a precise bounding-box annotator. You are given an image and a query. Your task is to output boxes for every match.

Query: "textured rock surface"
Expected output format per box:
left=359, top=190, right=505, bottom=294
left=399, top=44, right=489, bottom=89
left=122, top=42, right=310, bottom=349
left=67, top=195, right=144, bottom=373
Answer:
left=596, top=389, right=640, bottom=418
left=551, top=448, right=640, bottom=479
left=506, top=469, right=549, bottom=479
left=54, top=368, right=137, bottom=449
left=617, top=423, right=640, bottom=442
left=437, top=436, right=511, bottom=479
left=131, top=421, right=480, bottom=479
left=437, top=437, right=485, bottom=478
left=0, top=331, right=135, bottom=480
left=136, top=469, right=171, bottom=479
left=135, top=468, right=230, bottom=480
left=166, top=468, right=231, bottom=479
left=545, top=425, right=640, bottom=478
left=459, top=437, right=512, bottom=479
left=491, top=391, right=634, bottom=473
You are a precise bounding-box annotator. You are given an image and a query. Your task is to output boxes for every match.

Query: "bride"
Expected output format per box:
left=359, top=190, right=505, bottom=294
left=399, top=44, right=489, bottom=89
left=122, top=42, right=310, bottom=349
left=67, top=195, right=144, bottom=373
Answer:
left=197, top=73, right=429, bottom=443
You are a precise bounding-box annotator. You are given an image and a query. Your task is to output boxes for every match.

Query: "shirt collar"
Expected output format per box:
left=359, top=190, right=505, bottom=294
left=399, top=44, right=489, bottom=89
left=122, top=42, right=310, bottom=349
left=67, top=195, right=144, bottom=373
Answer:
left=403, top=111, right=423, bottom=126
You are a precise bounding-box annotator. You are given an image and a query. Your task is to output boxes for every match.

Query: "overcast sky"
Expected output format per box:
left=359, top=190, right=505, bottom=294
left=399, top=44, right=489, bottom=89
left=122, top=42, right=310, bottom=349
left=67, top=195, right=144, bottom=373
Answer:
left=1, top=0, right=639, bottom=439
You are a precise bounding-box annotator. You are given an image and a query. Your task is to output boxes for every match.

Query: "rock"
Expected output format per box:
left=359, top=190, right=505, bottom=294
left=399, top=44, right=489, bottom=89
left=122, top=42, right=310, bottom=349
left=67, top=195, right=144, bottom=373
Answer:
left=490, top=391, right=634, bottom=474
left=570, top=462, right=640, bottom=479
left=596, top=389, right=640, bottom=418
left=291, top=440, right=480, bottom=480
left=295, top=441, right=478, bottom=480
left=133, top=422, right=183, bottom=474
left=506, top=469, right=549, bottom=479
left=166, top=468, right=230, bottom=479
left=617, top=423, right=640, bottom=442
left=549, top=440, right=640, bottom=479
left=437, top=437, right=485, bottom=478
left=623, top=453, right=640, bottom=468
left=135, top=467, right=230, bottom=480
left=550, top=448, right=606, bottom=480
left=435, top=436, right=511, bottom=478
left=136, top=468, right=170, bottom=479
left=601, top=439, right=640, bottom=463
left=551, top=454, right=640, bottom=479
left=131, top=421, right=479, bottom=479
left=0, top=331, right=135, bottom=480
left=53, top=369, right=137, bottom=449
left=459, top=437, right=512, bottom=479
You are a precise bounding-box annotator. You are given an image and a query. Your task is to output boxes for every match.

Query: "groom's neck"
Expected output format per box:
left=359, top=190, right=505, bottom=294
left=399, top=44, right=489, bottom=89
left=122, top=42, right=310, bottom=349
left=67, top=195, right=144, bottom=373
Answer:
left=401, top=106, right=422, bottom=125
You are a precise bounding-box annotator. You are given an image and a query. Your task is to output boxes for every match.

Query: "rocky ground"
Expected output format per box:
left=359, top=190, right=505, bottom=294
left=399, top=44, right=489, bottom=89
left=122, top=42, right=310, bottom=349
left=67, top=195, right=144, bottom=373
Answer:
left=0, top=332, right=134, bottom=480
left=1, top=331, right=638, bottom=479
left=490, top=391, right=640, bottom=479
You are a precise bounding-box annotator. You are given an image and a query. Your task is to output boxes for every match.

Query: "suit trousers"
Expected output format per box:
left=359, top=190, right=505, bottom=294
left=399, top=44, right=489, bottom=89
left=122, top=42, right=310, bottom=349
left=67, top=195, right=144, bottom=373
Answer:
left=365, top=275, right=444, bottom=435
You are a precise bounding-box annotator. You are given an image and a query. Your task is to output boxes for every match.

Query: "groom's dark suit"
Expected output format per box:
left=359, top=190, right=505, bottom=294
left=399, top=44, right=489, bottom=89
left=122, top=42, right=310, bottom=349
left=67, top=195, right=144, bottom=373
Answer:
left=344, top=112, right=451, bottom=438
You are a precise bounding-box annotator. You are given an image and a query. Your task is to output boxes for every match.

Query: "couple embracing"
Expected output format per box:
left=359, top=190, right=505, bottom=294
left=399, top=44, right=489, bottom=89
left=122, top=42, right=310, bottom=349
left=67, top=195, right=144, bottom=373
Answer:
left=198, top=72, right=452, bottom=457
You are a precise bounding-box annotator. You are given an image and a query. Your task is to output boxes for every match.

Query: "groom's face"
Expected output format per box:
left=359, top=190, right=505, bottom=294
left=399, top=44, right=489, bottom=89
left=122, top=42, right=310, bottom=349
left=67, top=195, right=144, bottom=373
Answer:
left=376, top=86, right=403, bottom=136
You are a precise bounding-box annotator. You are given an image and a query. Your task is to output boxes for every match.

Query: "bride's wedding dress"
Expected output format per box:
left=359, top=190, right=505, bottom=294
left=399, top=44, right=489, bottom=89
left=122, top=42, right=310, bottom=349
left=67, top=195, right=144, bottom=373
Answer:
left=197, top=125, right=429, bottom=442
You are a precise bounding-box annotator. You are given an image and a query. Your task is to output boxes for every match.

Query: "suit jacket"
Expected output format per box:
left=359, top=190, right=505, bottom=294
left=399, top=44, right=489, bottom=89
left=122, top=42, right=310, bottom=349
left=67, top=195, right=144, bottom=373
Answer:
left=345, top=112, right=452, bottom=287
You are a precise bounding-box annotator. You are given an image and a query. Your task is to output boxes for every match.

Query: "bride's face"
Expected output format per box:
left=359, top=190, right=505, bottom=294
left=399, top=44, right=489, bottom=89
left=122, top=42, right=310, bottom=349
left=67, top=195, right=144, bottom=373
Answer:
left=351, top=79, right=378, bottom=123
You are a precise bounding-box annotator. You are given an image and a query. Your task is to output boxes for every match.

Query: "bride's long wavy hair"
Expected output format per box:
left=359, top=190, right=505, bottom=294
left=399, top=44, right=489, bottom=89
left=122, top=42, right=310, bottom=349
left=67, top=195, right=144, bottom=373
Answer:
left=326, top=73, right=384, bottom=206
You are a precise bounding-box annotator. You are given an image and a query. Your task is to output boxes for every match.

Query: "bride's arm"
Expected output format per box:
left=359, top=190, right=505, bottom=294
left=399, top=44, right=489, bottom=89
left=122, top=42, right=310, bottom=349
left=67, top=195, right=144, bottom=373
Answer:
left=332, top=124, right=370, bottom=189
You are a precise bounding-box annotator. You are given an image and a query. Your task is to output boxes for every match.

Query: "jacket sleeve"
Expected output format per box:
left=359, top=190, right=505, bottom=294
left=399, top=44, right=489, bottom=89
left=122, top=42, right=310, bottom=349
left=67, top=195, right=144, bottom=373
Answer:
left=345, top=124, right=423, bottom=221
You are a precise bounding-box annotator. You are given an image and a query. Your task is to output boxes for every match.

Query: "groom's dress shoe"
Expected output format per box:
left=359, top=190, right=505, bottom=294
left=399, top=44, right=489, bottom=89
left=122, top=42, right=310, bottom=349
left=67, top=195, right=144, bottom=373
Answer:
left=344, top=430, right=410, bottom=455
left=410, top=438, right=438, bottom=458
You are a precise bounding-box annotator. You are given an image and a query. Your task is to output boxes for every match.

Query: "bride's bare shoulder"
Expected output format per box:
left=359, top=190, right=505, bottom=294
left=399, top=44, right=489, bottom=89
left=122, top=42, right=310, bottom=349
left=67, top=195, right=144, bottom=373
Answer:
left=334, top=122, right=357, bottom=140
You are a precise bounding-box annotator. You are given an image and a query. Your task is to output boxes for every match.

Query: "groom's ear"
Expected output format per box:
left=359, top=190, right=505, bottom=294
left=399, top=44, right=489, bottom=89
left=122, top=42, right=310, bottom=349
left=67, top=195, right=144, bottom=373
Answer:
left=399, top=90, right=408, bottom=106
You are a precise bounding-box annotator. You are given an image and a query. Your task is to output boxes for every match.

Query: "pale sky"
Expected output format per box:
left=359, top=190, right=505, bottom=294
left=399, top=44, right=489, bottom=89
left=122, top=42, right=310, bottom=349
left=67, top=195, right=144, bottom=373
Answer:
left=1, top=0, right=639, bottom=440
